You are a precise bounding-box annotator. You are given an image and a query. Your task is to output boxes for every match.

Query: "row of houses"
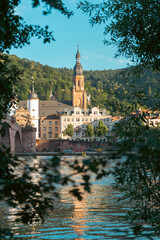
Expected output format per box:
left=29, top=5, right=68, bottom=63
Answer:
left=14, top=106, right=113, bottom=141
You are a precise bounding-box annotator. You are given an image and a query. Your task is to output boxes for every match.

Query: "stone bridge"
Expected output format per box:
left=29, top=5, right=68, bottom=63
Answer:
left=0, top=115, right=36, bottom=153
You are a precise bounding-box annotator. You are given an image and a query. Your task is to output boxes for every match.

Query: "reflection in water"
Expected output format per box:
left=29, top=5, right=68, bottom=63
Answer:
left=1, top=156, right=159, bottom=239
left=71, top=188, right=88, bottom=237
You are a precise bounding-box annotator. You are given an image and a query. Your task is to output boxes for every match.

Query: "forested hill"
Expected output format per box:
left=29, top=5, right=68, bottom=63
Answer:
left=9, top=54, right=160, bottom=116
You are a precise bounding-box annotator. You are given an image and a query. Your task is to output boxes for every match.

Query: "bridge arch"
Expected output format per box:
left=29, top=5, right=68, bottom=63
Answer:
left=15, top=130, right=21, bottom=153
left=0, top=123, right=11, bottom=149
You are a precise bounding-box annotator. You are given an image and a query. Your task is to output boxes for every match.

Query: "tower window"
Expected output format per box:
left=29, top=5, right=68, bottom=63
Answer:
left=78, top=80, right=80, bottom=87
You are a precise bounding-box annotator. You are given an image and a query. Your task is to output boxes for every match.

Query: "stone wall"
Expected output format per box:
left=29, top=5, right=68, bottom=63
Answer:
left=37, top=139, right=106, bottom=152
left=22, top=125, right=36, bottom=152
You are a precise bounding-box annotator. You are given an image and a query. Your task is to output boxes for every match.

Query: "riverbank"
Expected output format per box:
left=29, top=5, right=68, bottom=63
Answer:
left=15, top=151, right=109, bottom=157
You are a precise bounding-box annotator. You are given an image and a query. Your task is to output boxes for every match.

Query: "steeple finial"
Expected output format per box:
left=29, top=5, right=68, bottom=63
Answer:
left=31, top=77, right=35, bottom=92
left=76, top=45, right=80, bottom=61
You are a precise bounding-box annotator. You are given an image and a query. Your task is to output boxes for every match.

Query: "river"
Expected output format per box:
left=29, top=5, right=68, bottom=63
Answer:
left=1, top=156, right=159, bottom=239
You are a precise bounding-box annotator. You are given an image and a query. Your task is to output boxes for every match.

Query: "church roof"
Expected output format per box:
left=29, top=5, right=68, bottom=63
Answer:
left=19, top=100, right=73, bottom=117
left=44, top=114, right=60, bottom=120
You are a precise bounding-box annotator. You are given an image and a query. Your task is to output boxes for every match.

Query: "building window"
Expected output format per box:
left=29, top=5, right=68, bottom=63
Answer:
left=76, top=132, right=79, bottom=136
left=49, top=121, right=52, bottom=125
left=48, top=133, right=52, bottom=138
left=76, top=111, right=80, bottom=115
left=94, top=118, right=97, bottom=121
left=86, top=118, right=88, bottom=121
left=55, top=127, right=58, bottom=131
left=67, top=118, right=70, bottom=122
left=43, top=127, right=46, bottom=131
left=76, top=118, right=80, bottom=122
left=32, top=109, right=35, bottom=111
left=49, top=127, right=52, bottom=131
left=94, top=111, right=97, bottom=115
left=72, top=118, right=74, bottom=121
left=78, top=80, right=80, bottom=87
left=32, top=116, right=35, bottom=118
left=55, top=121, right=58, bottom=125
left=82, top=118, right=84, bottom=121
left=90, top=118, right=92, bottom=121
left=43, top=133, right=46, bottom=138
left=64, top=118, right=66, bottom=122
left=55, top=133, right=58, bottom=138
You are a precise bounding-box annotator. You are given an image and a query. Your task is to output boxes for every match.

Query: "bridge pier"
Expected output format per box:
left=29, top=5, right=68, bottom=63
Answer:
left=0, top=115, right=36, bottom=153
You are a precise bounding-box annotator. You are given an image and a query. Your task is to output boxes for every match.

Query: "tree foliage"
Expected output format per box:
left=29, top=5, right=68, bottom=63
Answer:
left=0, top=0, right=73, bottom=53
left=78, top=0, right=160, bottom=71
left=94, top=120, right=108, bottom=137
left=63, top=124, right=74, bottom=137
left=78, top=0, right=160, bottom=235
left=7, top=54, right=160, bottom=116
left=109, top=112, right=160, bottom=233
left=85, top=124, right=94, bottom=137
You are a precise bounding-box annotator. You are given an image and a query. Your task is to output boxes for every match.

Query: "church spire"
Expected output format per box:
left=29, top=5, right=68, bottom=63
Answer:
left=28, top=78, right=38, bottom=99
left=74, top=46, right=83, bottom=76
left=76, top=45, right=80, bottom=61
left=31, top=77, right=35, bottom=93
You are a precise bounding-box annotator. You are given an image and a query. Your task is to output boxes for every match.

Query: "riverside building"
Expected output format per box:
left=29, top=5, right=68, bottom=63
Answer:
left=16, top=47, right=112, bottom=140
left=60, top=107, right=111, bottom=141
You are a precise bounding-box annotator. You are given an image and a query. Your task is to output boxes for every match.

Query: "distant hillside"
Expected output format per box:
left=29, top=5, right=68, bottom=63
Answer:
left=9, top=54, right=160, bottom=116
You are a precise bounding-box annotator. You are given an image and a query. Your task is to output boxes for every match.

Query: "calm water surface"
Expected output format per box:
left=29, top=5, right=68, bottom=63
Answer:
left=2, top=156, right=159, bottom=240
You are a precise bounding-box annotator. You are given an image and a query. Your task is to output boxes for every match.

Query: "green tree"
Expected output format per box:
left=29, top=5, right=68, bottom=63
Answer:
left=85, top=124, right=94, bottom=137
left=0, top=0, right=74, bottom=237
left=94, top=120, right=108, bottom=137
left=78, top=0, right=160, bottom=71
left=63, top=124, right=74, bottom=137
left=0, top=0, right=73, bottom=53
left=78, top=0, right=160, bottom=234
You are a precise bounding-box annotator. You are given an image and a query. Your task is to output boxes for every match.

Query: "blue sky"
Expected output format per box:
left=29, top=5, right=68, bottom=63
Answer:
left=10, top=0, right=131, bottom=71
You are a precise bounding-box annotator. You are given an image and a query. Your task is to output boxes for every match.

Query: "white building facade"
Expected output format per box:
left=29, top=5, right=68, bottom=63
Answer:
left=27, top=82, right=39, bottom=139
left=60, top=107, right=111, bottom=140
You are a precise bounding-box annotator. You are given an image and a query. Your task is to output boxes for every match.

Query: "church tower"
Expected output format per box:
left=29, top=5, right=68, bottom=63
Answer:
left=27, top=80, right=39, bottom=139
left=72, top=47, right=87, bottom=109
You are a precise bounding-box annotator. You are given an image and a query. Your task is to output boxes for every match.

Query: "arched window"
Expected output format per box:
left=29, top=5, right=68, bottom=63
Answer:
left=78, top=98, right=81, bottom=107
